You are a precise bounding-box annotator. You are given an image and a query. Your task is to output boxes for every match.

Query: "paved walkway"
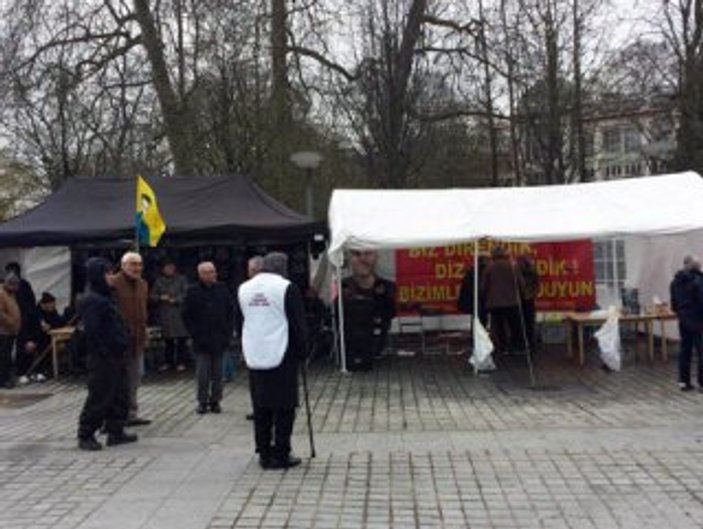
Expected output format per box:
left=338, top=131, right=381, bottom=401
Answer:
left=2, top=349, right=703, bottom=529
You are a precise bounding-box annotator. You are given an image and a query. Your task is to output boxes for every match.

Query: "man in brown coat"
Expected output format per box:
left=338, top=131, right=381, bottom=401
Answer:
left=112, top=252, right=151, bottom=426
left=481, top=247, right=526, bottom=354
left=0, top=274, right=22, bottom=388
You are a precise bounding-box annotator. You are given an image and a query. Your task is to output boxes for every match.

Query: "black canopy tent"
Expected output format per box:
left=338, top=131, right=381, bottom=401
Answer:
left=0, top=175, right=325, bottom=301
left=0, top=175, right=324, bottom=247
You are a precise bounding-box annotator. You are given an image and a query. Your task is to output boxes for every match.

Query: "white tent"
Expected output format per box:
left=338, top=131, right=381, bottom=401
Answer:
left=328, top=171, right=703, bottom=372
left=329, top=171, right=703, bottom=266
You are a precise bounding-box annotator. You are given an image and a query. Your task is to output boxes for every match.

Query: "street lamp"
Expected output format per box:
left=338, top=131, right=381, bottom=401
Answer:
left=290, top=150, right=323, bottom=218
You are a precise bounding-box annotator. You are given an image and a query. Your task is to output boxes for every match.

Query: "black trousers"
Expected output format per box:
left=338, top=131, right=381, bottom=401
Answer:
left=678, top=324, right=703, bottom=386
left=253, top=407, right=295, bottom=461
left=163, top=337, right=189, bottom=367
left=0, top=335, right=15, bottom=384
left=196, top=351, right=223, bottom=405
left=77, top=355, right=129, bottom=439
left=490, top=306, right=523, bottom=352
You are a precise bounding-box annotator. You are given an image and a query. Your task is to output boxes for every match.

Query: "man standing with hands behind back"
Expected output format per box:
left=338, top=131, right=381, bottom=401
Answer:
left=237, top=252, right=308, bottom=470
left=182, top=261, right=234, bottom=414
left=670, top=255, right=703, bottom=391
left=112, top=252, right=151, bottom=426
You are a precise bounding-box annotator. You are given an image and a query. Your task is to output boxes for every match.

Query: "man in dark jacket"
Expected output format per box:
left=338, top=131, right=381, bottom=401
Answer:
left=670, top=255, right=703, bottom=391
left=237, top=252, right=308, bottom=470
left=5, top=262, right=36, bottom=318
left=481, top=247, right=526, bottom=354
left=77, top=258, right=137, bottom=451
left=182, top=261, right=234, bottom=414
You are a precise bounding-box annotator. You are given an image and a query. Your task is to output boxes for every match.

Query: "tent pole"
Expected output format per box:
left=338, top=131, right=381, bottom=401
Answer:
left=612, top=238, right=619, bottom=306
left=336, top=263, right=348, bottom=373
left=473, top=241, right=479, bottom=375
left=134, top=175, right=140, bottom=253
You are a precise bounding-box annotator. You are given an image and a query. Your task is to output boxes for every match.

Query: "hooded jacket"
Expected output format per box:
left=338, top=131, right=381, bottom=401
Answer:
left=670, top=268, right=703, bottom=330
left=78, top=258, right=129, bottom=358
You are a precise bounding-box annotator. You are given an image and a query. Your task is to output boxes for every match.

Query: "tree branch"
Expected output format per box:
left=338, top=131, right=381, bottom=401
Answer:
left=422, top=14, right=480, bottom=36
left=287, top=45, right=359, bottom=81
left=409, top=107, right=510, bottom=122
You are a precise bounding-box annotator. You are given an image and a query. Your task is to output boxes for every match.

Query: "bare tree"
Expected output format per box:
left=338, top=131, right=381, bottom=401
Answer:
left=660, top=0, right=703, bottom=173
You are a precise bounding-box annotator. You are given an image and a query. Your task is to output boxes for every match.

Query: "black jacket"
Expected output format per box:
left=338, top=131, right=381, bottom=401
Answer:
left=79, top=258, right=129, bottom=359
left=182, top=281, right=234, bottom=354
left=670, top=268, right=703, bottom=330
left=236, top=282, right=308, bottom=410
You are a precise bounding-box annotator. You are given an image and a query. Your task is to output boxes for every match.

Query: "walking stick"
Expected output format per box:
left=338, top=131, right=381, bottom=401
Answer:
left=300, top=360, right=316, bottom=458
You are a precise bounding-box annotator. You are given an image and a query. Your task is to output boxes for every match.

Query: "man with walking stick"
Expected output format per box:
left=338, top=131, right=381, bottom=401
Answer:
left=236, top=252, right=310, bottom=470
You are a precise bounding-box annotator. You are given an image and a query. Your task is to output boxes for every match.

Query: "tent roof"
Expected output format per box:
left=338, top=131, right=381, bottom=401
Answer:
left=0, top=175, right=322, bottom=247
left=328, top=171, right=703, bottom=265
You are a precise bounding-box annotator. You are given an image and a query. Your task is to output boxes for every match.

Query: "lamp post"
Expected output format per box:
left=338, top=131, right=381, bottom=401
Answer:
left=290, top=150, right=323, bottom=218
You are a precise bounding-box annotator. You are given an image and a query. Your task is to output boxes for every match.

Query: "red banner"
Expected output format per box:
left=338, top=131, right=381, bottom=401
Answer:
left=395, top=240, right=595, bottom=314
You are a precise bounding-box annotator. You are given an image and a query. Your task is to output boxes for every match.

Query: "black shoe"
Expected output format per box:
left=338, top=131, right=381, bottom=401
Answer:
left=246, top=412, right=254, bottom=421
left=78, top=436, right=103, bottom=451
left=680, top=383, right=694, bottom=392
left=259, top=456, right=273, bottom=470
left=210, top=402, right=221, bottom=414
left=270, top=455, right=302, bottom=469
left=125, top=417, right=152, bottom=426
left=106, top=432, right=138, bottom=446
left=196, top=403, right=208, bottom=414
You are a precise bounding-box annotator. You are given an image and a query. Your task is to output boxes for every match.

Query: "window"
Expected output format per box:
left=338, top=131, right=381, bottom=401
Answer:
left=603, top=128, right=621, bottom=153
left=651, top=119, right=673, bottom=142
left=623, top=127, right=641, bottom=152
left=584, top=132, right=595, bottom=157
left=594, top=240, right=626, bottom=307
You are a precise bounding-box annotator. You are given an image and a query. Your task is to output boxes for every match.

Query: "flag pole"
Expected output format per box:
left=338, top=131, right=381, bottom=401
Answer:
left=134, top=175, right=140, bottom=253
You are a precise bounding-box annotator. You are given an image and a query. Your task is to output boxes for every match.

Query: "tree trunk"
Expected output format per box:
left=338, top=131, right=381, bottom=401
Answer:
left=133, top=0, right=196, bottom=176
left=478, top=0, right=499, bottom=187
left=571, top=0, right=587, bottom=182
left=545, top=4, right=561, bottom=184
left=269, top=0, right=292, bottom=196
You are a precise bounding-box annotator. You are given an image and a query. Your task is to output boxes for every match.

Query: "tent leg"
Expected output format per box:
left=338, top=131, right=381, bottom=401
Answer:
left=336, top=264, right=348, bottom=373
left=512, top=251, right=537, bottom=387
left=472, top=241, right=479, bottom=375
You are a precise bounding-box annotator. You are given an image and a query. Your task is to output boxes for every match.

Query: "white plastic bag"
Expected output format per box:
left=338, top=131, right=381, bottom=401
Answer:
left=594, top=306, right=621, bottom=371
left=469, top=318, right=496, bottom=372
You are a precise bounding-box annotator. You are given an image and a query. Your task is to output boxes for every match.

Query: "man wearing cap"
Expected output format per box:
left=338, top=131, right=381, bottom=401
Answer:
left=237, top=252, right=308, bottom=469
left=0, top=274, right=21, bottom=388
left=112, top=252, right=151, bottom=426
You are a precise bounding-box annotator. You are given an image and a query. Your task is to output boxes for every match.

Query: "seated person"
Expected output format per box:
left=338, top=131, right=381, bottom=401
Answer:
left=17, top=292, right=68, bottom=384
left=37, top=292, right=68, bottom=330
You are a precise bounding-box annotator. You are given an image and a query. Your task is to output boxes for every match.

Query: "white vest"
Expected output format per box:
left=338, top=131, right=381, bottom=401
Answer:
left=238, top=273, right=290, bottom=369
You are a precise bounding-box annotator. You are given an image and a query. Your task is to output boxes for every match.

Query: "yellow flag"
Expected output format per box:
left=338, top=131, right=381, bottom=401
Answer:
left=136, top=175, right=166, bottom=247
